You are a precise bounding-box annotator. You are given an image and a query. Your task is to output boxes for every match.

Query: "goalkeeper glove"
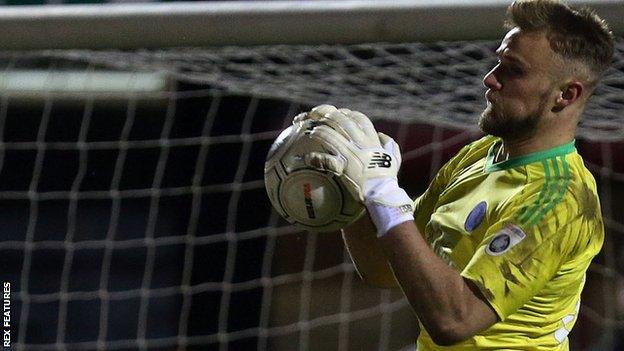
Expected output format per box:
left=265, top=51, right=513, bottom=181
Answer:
left=302, top=105, right=414, bottom=237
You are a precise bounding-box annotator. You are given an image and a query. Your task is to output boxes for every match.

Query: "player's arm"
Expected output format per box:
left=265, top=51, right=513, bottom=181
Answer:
left=379, top=220, right=498, bottom=345
left=341, top=213, right=399, bottom=288
left=340, top=182, right=496, bottom=342
left=341, top=216, right=497, bottom=344
left=304, top=106, right=498, bottom=344
left=338, top=120, right=473, bottom=290
left=341, top=172, right=445, bottom=290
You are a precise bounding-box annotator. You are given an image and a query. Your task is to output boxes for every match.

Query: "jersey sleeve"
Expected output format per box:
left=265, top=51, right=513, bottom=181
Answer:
left=460, top=183, right=596, bottom=321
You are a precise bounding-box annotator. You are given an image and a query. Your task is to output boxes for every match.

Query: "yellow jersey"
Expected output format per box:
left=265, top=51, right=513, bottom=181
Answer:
left=413, top=135, right=604, bottom=350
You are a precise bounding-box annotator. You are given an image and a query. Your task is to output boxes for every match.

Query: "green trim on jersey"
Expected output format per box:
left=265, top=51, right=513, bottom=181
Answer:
left=516, top=155, right=572, bottom=227
left=485, top=139, right=576, bottom=173
left=486, top=140, right=576, bottom=227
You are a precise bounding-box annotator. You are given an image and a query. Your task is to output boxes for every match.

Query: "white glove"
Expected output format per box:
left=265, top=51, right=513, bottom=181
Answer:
left=302, top=105, right=414, bottom=236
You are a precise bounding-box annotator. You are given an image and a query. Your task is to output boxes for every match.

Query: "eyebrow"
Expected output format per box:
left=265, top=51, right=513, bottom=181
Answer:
left=495, top=48, right=529, bottom=68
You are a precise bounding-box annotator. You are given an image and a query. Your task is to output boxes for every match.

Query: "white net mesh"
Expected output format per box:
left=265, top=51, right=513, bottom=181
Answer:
left=1, top=37, right=623, bottom=351
left=38, top=39, right=624, bottom=141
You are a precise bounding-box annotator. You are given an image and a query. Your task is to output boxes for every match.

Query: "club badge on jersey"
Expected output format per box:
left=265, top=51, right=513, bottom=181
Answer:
left=485, top=224, right=526, bottom=256
left=465, top=201, right=488, bottom=232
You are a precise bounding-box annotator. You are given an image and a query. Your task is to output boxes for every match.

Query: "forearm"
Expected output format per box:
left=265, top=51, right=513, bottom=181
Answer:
left=341, top=214, right=399, bottom=288
left=378, top=220, right=497, bottom=344
left=291, top=106, right=496, bottom=342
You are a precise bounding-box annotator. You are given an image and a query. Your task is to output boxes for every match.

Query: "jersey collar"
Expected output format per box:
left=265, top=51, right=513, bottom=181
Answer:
left=485, top=139, right=576, bottom=173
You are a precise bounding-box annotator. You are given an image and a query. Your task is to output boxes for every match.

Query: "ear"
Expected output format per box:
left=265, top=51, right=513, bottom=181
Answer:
left=553, top=81, right=584, bottom=112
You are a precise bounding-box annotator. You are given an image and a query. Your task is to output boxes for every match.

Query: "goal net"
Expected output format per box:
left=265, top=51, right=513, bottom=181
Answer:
left=1, top=2, right=623, bottom=351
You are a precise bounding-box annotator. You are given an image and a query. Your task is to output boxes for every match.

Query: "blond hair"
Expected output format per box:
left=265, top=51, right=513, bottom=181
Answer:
left=505, top=0, right=614, bottom=84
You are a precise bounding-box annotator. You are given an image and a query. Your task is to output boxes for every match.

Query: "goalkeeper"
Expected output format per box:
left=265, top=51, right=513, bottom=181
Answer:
left=301, top=0, right=613, bottom=349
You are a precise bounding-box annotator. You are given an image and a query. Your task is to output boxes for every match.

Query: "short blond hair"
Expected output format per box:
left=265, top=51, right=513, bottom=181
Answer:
left=505, top=0, right=614, bottom=84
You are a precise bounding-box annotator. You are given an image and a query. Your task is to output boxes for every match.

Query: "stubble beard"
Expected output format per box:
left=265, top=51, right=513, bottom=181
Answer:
left=479, top=101, right=542, bottom=140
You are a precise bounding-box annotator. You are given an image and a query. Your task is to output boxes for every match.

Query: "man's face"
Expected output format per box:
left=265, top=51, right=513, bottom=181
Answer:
left=479, top=28, right=561, bottom=139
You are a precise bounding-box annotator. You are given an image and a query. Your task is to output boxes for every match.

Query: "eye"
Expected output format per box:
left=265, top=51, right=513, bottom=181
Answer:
left=497, top=60, right=523, bottom=77
left=509, top=65, right=524, bottom=75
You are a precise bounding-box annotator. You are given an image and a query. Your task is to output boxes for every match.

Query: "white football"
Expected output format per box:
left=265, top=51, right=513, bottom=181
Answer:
left=264, top=119, right=365, bottom=232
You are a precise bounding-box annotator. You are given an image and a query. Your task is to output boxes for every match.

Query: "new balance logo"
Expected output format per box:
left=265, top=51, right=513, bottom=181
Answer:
left=398, top=204, right=413, bottom=213
left=368, top=152, right=392, bottom=168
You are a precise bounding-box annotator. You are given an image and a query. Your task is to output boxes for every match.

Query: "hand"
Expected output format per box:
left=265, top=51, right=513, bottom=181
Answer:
left=300, top=105, right=399, bottom=198
left=301, top=105, right=414, bottom=236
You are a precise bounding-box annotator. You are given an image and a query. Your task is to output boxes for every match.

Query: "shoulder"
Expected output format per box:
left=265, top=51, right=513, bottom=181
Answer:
left=501, top=152, right=603, bottom=252
left=446, top=134, right=498, bottom=172
left=461, top=135, right=498, bottom=158
left=518, top=151, right=600, bottom=224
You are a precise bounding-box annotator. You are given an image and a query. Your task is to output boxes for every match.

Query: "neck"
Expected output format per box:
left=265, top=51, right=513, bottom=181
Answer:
left=500, top=127, right=575, bottom=160
left=495, top=106, right=583, bottom=160
left=502, top=108, right=582, bottom=159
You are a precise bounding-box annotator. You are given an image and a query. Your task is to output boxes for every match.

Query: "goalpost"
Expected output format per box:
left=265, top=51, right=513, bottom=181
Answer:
left=1, top=1, right=622, bottom=350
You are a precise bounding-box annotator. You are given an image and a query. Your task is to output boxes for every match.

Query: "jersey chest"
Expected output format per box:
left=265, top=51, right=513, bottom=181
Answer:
left=425, top=160, right=524, bottom=269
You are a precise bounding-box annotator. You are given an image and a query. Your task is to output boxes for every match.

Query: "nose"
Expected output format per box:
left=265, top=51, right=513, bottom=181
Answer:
left=483, top=67, right=502, bottom=91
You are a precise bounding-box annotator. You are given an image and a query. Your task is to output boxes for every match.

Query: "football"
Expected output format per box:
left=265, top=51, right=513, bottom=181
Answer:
left=264, top=118, right=365, bottom=232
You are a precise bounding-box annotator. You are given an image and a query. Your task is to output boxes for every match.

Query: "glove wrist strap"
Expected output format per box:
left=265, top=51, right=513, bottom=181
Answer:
left=364, top=179, right=414, bottom=238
